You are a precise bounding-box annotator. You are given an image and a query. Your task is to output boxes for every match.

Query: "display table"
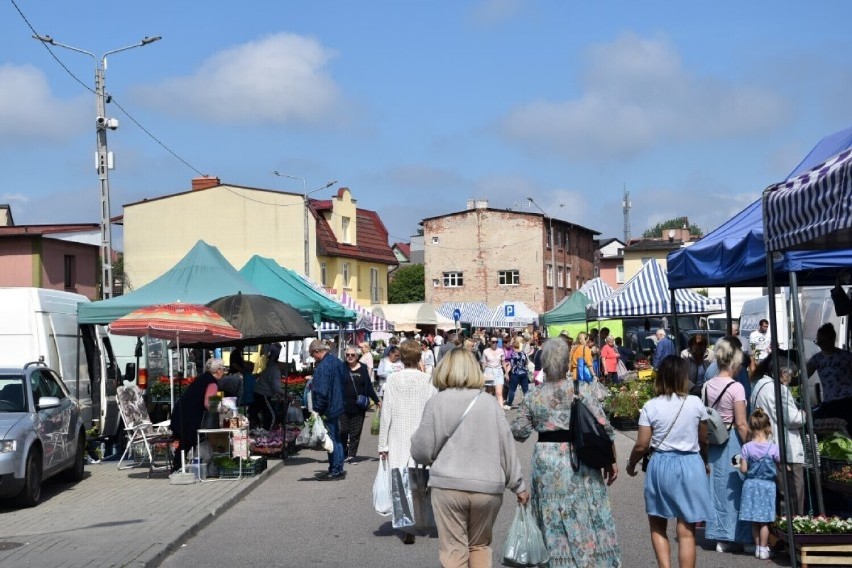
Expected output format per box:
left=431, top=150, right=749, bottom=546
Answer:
left=197, top=427, right=248, bottom=481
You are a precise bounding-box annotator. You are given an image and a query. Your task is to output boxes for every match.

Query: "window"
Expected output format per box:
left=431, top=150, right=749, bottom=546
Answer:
left=342, top=217, right=351, bottom=243
left=342, top=262, right=350, bottom=288
left=432, top=278, right=440, bottom=287
left=566, top=267, right=572, bottom=289
left=564, top=233, right=570, bottom=251
left=498, top=270, right=519, bottom=285
left=370, top=268, right=380, bottom=303
left=443, top=272, right=464, bottom=287
left=432, top=236, right=439, bottom=244
left=320, top=261, right=327, bottom=286
left=554, top=231, right=560, bottom=248
left=616, top=264, right=625, bottom=283
left=557, top=267, right=564, bottom=288
left=546, top=230, right=552, bottom=249
left=64, top=255, right=75, bottom=288
left=546, top=265, right=553, bottom=287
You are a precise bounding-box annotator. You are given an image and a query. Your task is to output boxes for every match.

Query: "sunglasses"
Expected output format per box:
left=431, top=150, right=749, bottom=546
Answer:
left=345, top=353, right=358, bottom=357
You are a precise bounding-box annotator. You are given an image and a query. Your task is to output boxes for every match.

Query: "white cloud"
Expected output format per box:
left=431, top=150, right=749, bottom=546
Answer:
left=0, top=64, right=88, bottom=146
left=501, top=33, right=791, bottom=163
left=133, top=33, right=342, bottom=125
left=469, top=0, right=525, bottom=26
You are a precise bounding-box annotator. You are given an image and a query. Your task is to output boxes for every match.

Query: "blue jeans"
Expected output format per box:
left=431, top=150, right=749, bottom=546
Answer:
left=506, top=372, right=529, bottom=406
left=324, top=416, right=345, bottom=475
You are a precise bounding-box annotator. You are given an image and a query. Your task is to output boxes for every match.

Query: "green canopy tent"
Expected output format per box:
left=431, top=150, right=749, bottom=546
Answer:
left=541, top=290, right=622, bottom=340
left=78, top=240, right=264, bottom=325
left=239, top=255, right=357, bottom=325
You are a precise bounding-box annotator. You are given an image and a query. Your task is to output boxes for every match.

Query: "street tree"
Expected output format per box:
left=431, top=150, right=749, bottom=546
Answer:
left=388, top=264, right=424, bottom=303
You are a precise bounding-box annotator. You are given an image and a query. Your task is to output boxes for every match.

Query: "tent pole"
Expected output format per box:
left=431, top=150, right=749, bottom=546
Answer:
left=725, top=286, right=733, bottom=334
left=670, top=289, right=680, bottom=350
left=789, top=271, right=824, bottom=515
left=764, top=192, right=798, bottom=568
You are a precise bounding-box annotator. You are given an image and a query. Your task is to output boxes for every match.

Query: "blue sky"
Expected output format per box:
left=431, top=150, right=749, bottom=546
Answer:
left=3, top=1, right=852, bottom=249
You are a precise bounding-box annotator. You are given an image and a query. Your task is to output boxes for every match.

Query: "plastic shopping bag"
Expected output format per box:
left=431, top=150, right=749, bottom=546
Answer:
left=502, top=504, right=549, bottom=567
left=390, top=464, right=437, bottom=536
left=370, top=409, right=381, bottom=436
left=372, top=459, right=392, bottom=516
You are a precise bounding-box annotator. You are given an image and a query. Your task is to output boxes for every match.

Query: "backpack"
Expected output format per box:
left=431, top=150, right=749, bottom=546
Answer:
left=702, top=381, right=735, bottom=445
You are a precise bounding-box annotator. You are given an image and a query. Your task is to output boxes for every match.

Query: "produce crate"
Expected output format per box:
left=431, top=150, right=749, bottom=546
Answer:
left=217, top=456, right=267, bottom=479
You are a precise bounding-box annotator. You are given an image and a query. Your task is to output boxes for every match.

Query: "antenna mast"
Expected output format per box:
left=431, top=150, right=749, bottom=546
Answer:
left=622, top=184, right=631, bottom=243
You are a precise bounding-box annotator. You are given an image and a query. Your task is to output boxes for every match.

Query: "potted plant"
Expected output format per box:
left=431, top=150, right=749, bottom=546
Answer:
left=774, top=515, right=852, bottom=545
left=604, top=380, right=653, bottom=430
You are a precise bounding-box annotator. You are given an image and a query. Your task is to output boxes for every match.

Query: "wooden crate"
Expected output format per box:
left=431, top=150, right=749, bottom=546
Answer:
left=798, top=543, right=852, bottom=567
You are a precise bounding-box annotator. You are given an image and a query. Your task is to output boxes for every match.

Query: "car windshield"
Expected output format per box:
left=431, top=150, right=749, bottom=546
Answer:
left=0, top=375, right=27, bottom=412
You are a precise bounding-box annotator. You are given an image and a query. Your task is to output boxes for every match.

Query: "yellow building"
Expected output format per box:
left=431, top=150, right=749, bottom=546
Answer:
left=621, top=228, right=693, bottom=281
left=121, top=178, right=396, bottom=304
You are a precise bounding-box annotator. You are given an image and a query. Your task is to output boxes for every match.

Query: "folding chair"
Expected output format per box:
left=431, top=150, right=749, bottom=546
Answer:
left=116, top=385, right=173, bottom=477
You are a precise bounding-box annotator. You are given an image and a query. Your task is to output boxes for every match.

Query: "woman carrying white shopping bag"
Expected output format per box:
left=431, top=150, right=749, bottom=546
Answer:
left=411, top=347, right=529, bottom=567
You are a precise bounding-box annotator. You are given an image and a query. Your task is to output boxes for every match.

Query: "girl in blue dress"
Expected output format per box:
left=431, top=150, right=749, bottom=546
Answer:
left=738, top=407, right=780, bottom=560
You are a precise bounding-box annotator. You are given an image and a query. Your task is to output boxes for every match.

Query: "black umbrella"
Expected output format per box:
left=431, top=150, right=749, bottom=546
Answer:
left=201, top=293, right=315, bottom=345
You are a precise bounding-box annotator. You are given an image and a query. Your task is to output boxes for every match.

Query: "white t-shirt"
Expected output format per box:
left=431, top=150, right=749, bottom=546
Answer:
left=749, top=329, right=771, bottom=361
left=638, top=394, right=708, bottom=453
left=482, top=347, right=505, bottom=369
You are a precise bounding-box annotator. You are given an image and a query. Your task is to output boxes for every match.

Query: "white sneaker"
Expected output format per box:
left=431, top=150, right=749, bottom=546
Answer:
left=758, top=546, right=772, bottom=560
left=502, top=404, right=511, bottom=410
left=715, top=541, right=736, bottom=553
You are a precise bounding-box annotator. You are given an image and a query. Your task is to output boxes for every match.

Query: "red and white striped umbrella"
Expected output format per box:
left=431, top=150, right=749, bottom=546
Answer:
left=109, top=302, right=242, bottom=343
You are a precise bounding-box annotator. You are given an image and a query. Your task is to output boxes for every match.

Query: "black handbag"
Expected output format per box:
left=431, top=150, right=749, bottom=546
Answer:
left=569, top=379, right=615, bottom=471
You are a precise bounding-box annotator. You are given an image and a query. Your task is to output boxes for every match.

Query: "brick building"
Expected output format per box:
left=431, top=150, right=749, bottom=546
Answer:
left=422, top=200, right=599, bottom=313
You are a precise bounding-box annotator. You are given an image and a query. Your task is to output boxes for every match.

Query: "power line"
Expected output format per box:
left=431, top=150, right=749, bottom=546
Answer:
left=10, top=0, right=205, bottom=177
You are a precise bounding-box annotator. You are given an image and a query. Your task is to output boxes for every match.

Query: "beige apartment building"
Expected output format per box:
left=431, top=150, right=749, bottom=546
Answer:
left=122, top=178, right=396, bottom=305
left=422, top=200, right=599, bottom=313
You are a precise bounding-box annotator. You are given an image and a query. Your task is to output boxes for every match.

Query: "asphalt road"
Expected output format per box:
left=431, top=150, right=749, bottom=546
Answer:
left=160, top=410, right=792, bottom=567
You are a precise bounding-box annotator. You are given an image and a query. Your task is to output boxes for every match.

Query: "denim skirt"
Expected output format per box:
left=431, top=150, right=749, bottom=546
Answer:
left=644, top=450, right=712, bottom=523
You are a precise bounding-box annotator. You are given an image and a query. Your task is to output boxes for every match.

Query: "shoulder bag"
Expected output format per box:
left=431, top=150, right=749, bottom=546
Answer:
left=702, top=380, right=735, bottom=445
left=576, top=347, right=594, bottom=383
left=569, top=379, right=615, bottom=471
left=349, top=371, right=370, bottom=410
left=641, top=395, right=687, bottom=472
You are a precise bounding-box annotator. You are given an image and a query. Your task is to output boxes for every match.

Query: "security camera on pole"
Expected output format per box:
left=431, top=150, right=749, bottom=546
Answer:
left=34, top=34, right=161, bottom=299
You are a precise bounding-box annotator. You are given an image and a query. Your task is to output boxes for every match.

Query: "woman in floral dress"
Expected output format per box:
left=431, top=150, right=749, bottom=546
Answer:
left=511, top=339, right=622, bottom=567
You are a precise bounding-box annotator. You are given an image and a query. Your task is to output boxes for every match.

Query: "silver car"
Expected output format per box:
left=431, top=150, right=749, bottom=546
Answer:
left=0, top=362, right=86, bottom=507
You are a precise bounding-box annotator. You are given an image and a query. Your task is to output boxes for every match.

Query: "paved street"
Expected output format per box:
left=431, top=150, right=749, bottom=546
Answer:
left=160, top=412, right=791, bottom=568
left=0, top=409, right=795, bottom=567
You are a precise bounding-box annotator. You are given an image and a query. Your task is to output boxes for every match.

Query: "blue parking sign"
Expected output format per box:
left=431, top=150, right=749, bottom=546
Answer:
left=452, top=308, right=461, bottom=321
left=505, top=304, right=515, bottom=318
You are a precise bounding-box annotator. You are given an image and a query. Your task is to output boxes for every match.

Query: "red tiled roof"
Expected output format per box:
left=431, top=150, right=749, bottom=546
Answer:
left=0, top=223, right=99, bottom=236
left=309, top=200, right=398, bottom=264
left=393, top=242, right=411, bottom=258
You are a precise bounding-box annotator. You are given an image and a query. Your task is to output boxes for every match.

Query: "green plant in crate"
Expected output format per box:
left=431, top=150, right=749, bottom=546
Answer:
left=604, top=380, right=654, bottom=419
left=148, top=378, right=171, bottom=399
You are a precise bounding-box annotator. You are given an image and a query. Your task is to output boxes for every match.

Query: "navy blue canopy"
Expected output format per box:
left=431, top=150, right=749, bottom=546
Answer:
left=668, top=126, right=852, bottom=288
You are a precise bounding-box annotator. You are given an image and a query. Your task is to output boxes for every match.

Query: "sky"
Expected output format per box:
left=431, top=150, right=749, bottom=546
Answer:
left=3, top=1, right=852, bottom=250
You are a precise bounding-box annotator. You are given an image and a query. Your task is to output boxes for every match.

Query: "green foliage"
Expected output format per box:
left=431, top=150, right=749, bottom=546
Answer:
left=642, top=217, right=703, bottom=239
left=388, top=264, right=425, bottom=303
left=604, top=380, right=654, bottom=418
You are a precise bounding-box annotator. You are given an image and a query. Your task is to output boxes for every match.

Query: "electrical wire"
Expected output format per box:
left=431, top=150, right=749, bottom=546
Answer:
left=10, top=0, right=206, bottom=177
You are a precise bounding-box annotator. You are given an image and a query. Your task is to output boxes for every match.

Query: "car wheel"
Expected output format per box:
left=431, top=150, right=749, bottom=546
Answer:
left=61, top=432, right=86, bottom=482
left=15, top=448, right=43, bottom=508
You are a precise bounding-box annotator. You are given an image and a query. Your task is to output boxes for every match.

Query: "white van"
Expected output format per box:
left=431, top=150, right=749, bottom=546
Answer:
left=0, top=288, right=122, bottom=436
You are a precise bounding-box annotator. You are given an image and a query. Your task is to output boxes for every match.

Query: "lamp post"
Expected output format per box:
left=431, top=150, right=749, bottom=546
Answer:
left=528, top=197, right=556, bottom=309
left=34, top=34, right=161, bottom=300
left=272, top=173, right=337, bottom=278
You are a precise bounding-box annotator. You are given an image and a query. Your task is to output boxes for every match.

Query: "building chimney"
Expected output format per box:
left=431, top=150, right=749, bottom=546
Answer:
left=466, top=199, right=475, bottom=210
left=192, top=176, right=220, bottom=191
left=474, top=199, right=488, bottom=209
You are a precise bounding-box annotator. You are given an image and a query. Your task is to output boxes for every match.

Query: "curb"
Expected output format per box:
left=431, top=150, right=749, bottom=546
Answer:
left=143, top=458, right=287, bottom=567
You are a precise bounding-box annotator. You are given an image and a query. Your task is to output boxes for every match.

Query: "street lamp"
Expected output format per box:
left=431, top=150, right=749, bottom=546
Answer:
left=34, top=34, right=162, bottom=300
left=271, top=172, right=337, bottom=278
left=528, top=197, right=557, bottom=309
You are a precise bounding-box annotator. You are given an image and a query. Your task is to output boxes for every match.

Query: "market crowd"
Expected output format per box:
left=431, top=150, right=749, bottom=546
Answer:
left=172, top=322, right=851, bottom=568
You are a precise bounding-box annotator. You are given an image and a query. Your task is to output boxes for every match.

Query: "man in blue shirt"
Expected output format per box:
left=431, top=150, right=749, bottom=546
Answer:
left=652, top=328, right=676, bottom=370
left=308, top=339, right=347, bottom=480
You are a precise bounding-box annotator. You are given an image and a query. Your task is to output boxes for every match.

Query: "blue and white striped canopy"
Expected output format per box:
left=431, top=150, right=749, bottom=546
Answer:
left=579, top=278, right=615, bottom=304
left=590, top=259, right=724, bottom=319
left=489, top=301, right=539, bottom=327
left=436, top=302, right=493, bottom=327
left=765, top=147, right=852, bottom=251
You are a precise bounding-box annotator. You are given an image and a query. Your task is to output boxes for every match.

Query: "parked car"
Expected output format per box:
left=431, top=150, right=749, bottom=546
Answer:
left=0, top=361, right=86, bottom=507
left=677, top=330, right=726, bottom=352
